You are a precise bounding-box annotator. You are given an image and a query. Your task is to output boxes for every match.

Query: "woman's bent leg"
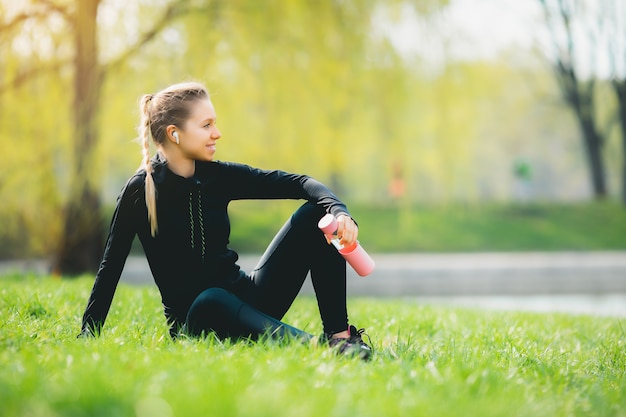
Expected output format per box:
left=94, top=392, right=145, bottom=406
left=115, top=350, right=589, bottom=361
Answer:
left=247, top=202, right=349, bottom=335
left=186, top=288, right=312, bottom=341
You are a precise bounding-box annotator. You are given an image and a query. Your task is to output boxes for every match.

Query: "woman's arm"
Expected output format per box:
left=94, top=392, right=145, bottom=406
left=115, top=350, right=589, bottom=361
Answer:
left=217, top=162, right=351, bottom=218
left=216, top=162, right=359, bottom=247
left=79, top=175, right=143, bottom=336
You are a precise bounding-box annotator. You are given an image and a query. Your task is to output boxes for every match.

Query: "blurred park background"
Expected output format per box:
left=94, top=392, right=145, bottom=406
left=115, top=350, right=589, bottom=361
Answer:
left=1, top=0, right=625, bottom=278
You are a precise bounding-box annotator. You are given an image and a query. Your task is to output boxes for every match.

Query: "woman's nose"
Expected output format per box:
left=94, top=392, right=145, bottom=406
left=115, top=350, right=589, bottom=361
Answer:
left=212, top=126, right=222, bottom=139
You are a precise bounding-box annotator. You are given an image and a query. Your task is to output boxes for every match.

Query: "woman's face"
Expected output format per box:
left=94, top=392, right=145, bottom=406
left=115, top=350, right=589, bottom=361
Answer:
left=178, top=98, right=222, bottom=161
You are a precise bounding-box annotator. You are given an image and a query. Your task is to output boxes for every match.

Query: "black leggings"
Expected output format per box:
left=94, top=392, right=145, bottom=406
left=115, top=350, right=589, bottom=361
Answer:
left=185, top=202, right=348, bottom=340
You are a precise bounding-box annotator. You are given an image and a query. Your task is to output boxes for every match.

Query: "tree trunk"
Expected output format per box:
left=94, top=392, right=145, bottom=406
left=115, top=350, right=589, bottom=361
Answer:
left=577, top=112, right=607, bottom=199
left=558, top=69, right=607, bottom=199
left=53, top=0, right=105, bottom=276
left=537, top=0, right=608, bottom=200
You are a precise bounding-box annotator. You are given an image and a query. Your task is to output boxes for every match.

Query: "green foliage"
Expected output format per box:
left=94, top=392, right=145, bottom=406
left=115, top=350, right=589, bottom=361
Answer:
left=0, top=276, right=624, bottom=417
left=1, top=0, right=624, bottom=260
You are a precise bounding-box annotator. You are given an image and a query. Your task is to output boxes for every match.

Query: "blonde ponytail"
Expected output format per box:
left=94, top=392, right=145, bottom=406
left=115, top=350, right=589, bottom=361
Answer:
left=135, top=82, right=210, bottom=237
left=139, top=94, right=159, bottom=237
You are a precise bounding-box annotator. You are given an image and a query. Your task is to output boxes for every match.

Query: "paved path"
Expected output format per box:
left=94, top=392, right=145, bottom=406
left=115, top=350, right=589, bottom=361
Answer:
left=345, top=251, right=626, bottom=296
left=3, top=252, right=626, bottom=316
left=4, top=251, right=625, bottom=296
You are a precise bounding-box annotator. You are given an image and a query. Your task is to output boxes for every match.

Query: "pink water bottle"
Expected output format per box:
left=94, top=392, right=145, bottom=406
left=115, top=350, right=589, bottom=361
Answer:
left=318, top=213, right=375, bottom=277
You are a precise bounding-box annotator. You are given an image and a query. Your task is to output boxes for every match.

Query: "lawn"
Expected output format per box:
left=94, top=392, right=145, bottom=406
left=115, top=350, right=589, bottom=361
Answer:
left=1, top=275, right=624, bottom=417
left=227, top=201, right=626, bottom=253
left=4, top=201, right=624, bottom=259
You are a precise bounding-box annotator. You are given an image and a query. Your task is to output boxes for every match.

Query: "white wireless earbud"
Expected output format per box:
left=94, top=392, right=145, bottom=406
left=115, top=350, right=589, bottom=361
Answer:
left=173, top=131, right=179, bottom=144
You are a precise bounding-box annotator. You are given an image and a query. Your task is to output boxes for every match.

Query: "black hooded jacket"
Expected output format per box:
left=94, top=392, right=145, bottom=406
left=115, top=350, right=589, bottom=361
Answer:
left=80, top=156, right=350, bottom=336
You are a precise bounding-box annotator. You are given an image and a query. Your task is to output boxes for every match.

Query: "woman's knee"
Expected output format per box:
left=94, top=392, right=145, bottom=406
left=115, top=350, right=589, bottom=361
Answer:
left=290, top=202, right=326, bottom=231
left=186, top=288, right=242, bottom=337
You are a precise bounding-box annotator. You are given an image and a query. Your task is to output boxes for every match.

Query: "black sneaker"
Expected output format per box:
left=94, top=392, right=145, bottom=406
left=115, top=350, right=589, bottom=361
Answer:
left=325, top=325, right=373, bottom=360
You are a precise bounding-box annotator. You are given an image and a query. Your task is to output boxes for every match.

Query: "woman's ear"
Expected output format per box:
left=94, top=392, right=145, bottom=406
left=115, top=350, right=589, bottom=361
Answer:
left=166, top=125, right=178, bottom=144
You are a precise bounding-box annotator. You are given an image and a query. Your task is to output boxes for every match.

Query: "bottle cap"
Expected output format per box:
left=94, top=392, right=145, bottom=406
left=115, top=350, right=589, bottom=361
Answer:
left=318, top=213, right=337, bottom=235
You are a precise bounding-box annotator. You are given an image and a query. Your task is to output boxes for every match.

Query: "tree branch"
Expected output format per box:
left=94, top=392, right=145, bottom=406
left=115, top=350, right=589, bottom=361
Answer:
left=34, top=0, right=73, bottom=21
left=0, top=0, right=194, bottom=95
left=0, top=1, right=72, bottom=33
left=540, top=0, right=583, bottom=108
left=0, top=60, right=71, bottom=95
left=102, top=0, right=192, bottom=73
left=0, top=12, right=32, bottom=33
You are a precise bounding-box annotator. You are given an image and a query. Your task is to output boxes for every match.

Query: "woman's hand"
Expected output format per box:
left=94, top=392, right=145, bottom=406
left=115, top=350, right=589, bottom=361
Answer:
left=336, top=214, right=358, bottom=247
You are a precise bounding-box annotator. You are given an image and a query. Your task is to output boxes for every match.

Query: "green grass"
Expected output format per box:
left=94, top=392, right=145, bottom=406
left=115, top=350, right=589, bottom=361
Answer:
left=1, top=275, right=625, bottom=417
left=3, top=201, right=623, bottom=259
left=227, top=201, right=626, bottom=253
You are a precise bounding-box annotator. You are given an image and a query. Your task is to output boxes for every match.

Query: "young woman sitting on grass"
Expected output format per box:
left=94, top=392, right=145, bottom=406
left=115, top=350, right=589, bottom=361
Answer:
left=78, top=81, right=372, bottom=360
